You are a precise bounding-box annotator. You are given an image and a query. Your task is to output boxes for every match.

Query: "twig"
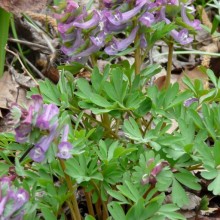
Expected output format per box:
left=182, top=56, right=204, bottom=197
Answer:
left=8, top=38, right=49, bottom=51
left=6, top=47, right=39, bottom=87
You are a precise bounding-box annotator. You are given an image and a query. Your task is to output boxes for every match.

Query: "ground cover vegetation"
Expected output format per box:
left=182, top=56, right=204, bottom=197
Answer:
left=1, top=0, right=220, bottom=219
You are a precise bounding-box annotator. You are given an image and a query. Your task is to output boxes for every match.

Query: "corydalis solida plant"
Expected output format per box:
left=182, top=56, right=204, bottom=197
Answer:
left=55, top=0, right=201, bottom=74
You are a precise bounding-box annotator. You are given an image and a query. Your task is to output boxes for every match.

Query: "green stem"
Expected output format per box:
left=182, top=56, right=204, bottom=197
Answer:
left=164, top=43, right=174, bottom=89
left=91, top=54, right=97, bottom=67
left=91, top=181, right=109, bottom=219
left=134, top=34, right=141, bottom=75
left=59, top=159, right=82, bottom=220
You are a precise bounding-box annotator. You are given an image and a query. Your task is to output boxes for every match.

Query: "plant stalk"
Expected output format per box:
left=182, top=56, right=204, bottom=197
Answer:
left=59, top=159, right=81, bottom=220
left=84, top=190, right=95, bottom=217
left=164, top=42, right=174, bottom=89
left=134, top=34, right=141, bottom=75
left=92, top=181, right=109, bottom=219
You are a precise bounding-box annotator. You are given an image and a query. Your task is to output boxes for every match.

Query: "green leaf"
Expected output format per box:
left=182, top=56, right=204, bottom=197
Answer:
left=91, top=67, right=102, bottom=93
left=104, top=68, right=128, bottom=104
left=108, top=202, right=126, bottom=220
left=123, top=117, right=143, bottom=141
left=199, top=89, right=217, bottom=104
left=76, top=78, right=92, bottom=99
left=90, top=93, right=112, bottom=108
left=107, top=189, right=128, bottom=204
left=58, top=62, right=84, bottom=75
left=158, top=204, right=185, bottom=220
left=125, top=199, right=151, bottom=220
left=208, top=171, right=220, bottom=195
left=172, top=178, right=189, bottom=207
left=117, top=181, right=140, bottom=203
left=174, top=169, right=201, bottom=191
left=211, top=15, right=220, bottom=34
left=0, top=8, right=10, bottom=77
left=15, top=158, right=26, bottom=177
left=140, top=64, right=162, bottom=80
left=134, top=97, right=152, bottom=117
left=29, top=79, right=61, bottom=105
left=213, top=140, right=220, bottom=165
left=199, top=196, right=209, bottom=210
left=207, top=69, right=217, bottom=87
left=41, top=207, right=57, bottom=220
left=188, top=109, right=204, bottom=129
left=85, top=215, right=96, bottom=220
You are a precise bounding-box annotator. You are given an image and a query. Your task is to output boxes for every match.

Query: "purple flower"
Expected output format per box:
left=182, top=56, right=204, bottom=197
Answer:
left=29, top=128, right=57, bottom=162
left=170, top=28, right=193, bottom=45
left=0, top=196, right=8, bottom=216
left=58, top=22, right=74, bottom=34
left=0, top=178, right=29, bottom=219
left=181, top=4, right=202, bottom=31
left=139, top=12, right=155, bottom=27
left=70, top=45, right=100, bottom=60
left=104, top=20, right=128, bottom=32
left=105, top=1, right=145, bottom=26
left=104, top=26, right=138, bottom=55
left=151, top=161, right=169, bottom=177
left=141, top=160, right=169, bottom=185
left=57, top=125, right=73, bottom=159
left=57, top=142, right=73, bottom=159
left=29, top=146, right=45, bottom=163
left=36, top=104, right=59, bottom=130
left=8, top=189, right=29, bottom=214
left=66, top=0, right=79, bottom=13
left=159, top=6, right=171, bottom=24
left=155, top=0, right=178, bottom=5
left=103, top=0, right=124, bottom=8
left=140, top=34, right=147, bottom=48
left=72, top=10, right=100, bottom=29
left=61, top=29, right=84, bottom=55
left=90, top=31, right=106, bottom=47
left=184, top=97, right=199, bottom=107
left=31, top=95, right=43, bottom=113
left=14, top=106, right=33, bottom=143
left=15, top=123, right=32, bottom=143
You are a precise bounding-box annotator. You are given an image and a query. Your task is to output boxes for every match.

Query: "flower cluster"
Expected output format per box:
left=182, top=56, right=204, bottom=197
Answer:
left=10, top=95, right=73, bottom=162
left=0, top=176, right=29, bottom=220
left=55, top=0, right=201, bottom=62
left=141, top=159, right=169, bottom=185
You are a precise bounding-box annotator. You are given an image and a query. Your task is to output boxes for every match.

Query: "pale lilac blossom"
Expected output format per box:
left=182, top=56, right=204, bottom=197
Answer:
left=139, top=12, right=155, bottom=27
left=72, top=10, right=100, bottom=29
left=170, top=28, right=193, bottom=45
left=57, top=125, right=73, bottom=159
left=105, top=1, right=145, bottom=26
left=105, top=27, right=138, bottom=55
left=181, top=4, right=202, bottom=30
left=29, top=127, right=57, bottom=162
left=36, top=104, right=59, bottom=130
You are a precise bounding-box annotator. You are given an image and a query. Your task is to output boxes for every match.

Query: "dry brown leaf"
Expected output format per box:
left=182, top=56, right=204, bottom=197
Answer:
left=0, top=71, right=29, bottom=110
left=0, top=0, right=47, bottom=14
